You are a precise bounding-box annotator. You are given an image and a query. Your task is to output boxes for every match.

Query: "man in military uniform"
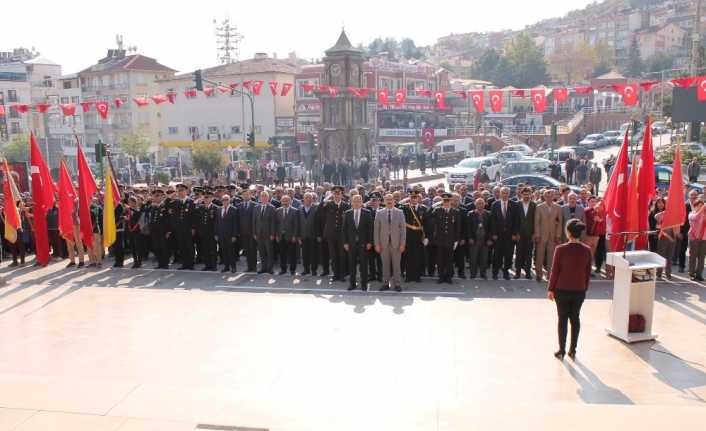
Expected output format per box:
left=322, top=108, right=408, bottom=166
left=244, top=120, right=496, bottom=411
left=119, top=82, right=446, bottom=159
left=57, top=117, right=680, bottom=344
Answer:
left=320, top=185, right=350, bottom=281
left=149, top=189, right=171, bottom=269
left=402, top=190, right=428, bottom=282
left=196, top=190, right=219, bottom=271
left=451, top=193, right=469, bottom=279
left=170, top=184, right=197, bottom=270
left=430, top=193, right=461, bottom=284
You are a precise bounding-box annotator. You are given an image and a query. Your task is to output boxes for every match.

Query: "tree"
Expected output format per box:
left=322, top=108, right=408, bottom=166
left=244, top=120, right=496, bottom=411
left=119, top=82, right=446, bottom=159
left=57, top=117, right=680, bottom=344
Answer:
left=400, top=38, right=423, bottom=59
left=367, top=37, right=399, bottom=59
left=647, top=52, right=674, bottom=73
left=550, top=41, right=597, bottom=84
left=471, top=48, right=502, bottom=82
left=119, top=133, right=150, bottom=162
left=0, top=135, right=29, bottom=163
left=624, top=38, right=644, bottom=78
left=192, top=145, right=226, bottom=181
left=503, top=33, right=550, bottom=88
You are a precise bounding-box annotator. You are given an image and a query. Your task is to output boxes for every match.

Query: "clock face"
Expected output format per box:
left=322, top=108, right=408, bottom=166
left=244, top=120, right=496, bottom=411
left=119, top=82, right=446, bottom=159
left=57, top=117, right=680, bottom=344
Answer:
left=330, top=63, right=342, bottom=77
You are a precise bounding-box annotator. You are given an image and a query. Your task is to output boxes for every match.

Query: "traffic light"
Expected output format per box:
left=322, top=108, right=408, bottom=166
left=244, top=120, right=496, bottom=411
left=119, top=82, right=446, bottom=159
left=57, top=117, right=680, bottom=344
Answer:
left=95, top=139, right=106, bottom=163
left=193, top=69, right=203, bottom=91
left=247, top=132, right=255, bottom=147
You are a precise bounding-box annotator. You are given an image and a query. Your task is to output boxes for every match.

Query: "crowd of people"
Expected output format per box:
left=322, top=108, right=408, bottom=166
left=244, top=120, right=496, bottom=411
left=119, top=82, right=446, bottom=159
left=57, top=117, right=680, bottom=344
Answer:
left=2, top=167, right=703, bottom=288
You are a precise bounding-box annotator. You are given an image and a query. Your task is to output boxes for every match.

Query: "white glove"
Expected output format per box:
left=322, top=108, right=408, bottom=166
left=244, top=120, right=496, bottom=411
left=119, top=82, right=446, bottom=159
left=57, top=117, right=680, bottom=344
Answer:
left=453, top=241, right=458, bottom=250
left=423, top=238, right=429, bottom=246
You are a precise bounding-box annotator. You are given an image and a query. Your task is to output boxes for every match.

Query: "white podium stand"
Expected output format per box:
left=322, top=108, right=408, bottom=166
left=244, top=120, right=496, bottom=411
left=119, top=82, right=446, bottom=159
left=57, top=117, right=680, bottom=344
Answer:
left=605, top=251, right=665, bottom=343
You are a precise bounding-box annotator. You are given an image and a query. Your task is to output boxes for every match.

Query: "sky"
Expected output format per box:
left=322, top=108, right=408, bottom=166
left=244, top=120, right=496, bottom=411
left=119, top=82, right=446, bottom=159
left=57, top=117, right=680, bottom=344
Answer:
left=3, top=0, right=597, bottom=75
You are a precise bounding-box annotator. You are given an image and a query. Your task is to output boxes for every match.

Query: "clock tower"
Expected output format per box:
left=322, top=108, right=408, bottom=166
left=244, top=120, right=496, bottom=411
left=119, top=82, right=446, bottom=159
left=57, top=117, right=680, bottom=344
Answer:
left=319, top=30, right=370, bottom=162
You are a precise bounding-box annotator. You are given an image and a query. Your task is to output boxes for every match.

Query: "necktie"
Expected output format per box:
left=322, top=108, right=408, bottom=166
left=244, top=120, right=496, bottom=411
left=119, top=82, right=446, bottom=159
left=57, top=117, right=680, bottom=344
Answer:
left=388, top=209, right=392, bottom=244
left=502, top=202, right=506, bottom=218
left=355, top=210, right=359, bottom=228
left=261, top=206, right=265, bottom=217
left=222, top=208, right=226, bottom=218
left=285, top=208, right=288, bottom=218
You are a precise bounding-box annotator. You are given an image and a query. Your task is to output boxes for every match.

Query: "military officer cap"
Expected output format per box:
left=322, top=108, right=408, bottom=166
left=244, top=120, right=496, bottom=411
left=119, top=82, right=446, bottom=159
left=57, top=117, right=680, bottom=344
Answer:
left=239, top=182, right=250, bottom=189
left=193, top=187, right=203, bottom=194
left=227, top=184, right=237, bottom=190
left=215, top=185, right=226, bottom=191
left=204, top=190, right=214, bottom=197
left=152, top=189, right=165, bottom=196
left=332, top=185, right=345, bottom=193
left=176, top=183, right=188, bottom=190
left=369, top=192, right=382, bottom=200
left=441, top=192, right=452, bottom=200
left=165, top=189, right=175, bottom=195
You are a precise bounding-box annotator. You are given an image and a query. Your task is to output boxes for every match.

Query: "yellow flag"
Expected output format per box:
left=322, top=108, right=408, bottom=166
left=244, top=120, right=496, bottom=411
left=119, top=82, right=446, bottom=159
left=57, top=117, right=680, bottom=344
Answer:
left=102, top=164, right=116, bottom=248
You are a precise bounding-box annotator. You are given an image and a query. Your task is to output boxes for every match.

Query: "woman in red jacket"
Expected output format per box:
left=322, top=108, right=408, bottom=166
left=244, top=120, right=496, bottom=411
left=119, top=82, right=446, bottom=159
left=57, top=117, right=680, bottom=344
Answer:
left=548, top=218, right=593, bottom=360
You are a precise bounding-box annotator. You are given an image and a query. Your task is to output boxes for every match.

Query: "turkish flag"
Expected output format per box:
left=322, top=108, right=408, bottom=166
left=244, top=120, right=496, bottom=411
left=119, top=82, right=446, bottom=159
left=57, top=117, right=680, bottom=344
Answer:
left=60, top=104, right=76, bottom=116
left=671, top=77, right=695, bottom=88
left=166, top=92, right=177, bottom=104
left=625, top=153, right=640, bottom=243
left=183, top=89, right=197, bottom=98
left=489, top=90, right=503, bottom=112
left=358, top=88, right=370, bottom=98
left=95, top=101, right=109, bottom=119
left=134, top=97, right=150, bottom=106
left=455, top=91, right=467, bottom=100
left=30, top=132, right=55, bottom=266
left=281, top=83, right=293, bottom=97
left=58, top=159, right=77, bottom=241
left=434, top=91, right=446, bottom=109
left=422, top=128, right=435, bottom=149
left=574, top=86, right=593, bottom=94
left=511, top=89, right=526, bottom=98
left=416, top=88, right=432, bottom=97
left=640, top=81, right=660, bottom=92
left=216, top=85, right=231, bottom=94
left=552, top=87, right=568, bottom=102
left=202, top=87, right=214, bottom=97
left=530, top=88, right=547, bottom=112
left=604, top=129, right=631, bottom=251
left=377, top=88, right=389, bottom=105
left=252, top=80, right=264, bottom=95
left=151, top=94, right=168, bottom=104
left=635, top=116, right=655, bottom=250
left=269, top=81, right=278, bottom=96
left=0, top=105, right=4, bottom=116
left=696, top=76, right=706, bottom=102
left=328, top=86, right=339, bottom=98
left=613, top=83, right=638, bottom=106
left=76, top=144, right=97, bottom=250
left=80, top=101, right=93, bottom=113
left=114, top=98, right=124, bottom=108
left=301, top=83, right=315, bottom=93
left=11, top=104, right=29, bottom=113
left=394, top=89, right=406, bottom=106
left=242, top=81, right=251, bottom=90
left=35, top=103, right=50, bottom=113
left=470, top=90, right=484, bottom=112
left=660, top=142, right=686, bottom=230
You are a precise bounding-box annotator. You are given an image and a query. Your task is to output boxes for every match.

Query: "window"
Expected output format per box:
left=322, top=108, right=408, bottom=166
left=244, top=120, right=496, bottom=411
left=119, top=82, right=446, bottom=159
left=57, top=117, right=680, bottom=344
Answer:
left=168, top=126, right=178, bottom=135
left=231, top=126, right=240, bottom=134
left=60, top=96, right=69, bottom=104
left=71, top=96, right=79, bottom=104
left=8, top=108, right=19, bottom=119
left=63, top=80, right=72, bottom=89
left=8, top=90, right=17, bottom=102
left=188, top=126, right=199, bottom=138
left=442, top=145, right=455, bottom=153
left=656, top=170, right=670, bottom=183
left=208, top=126, right=219, bottom=134
left=10, top=122, right=21, bottom=134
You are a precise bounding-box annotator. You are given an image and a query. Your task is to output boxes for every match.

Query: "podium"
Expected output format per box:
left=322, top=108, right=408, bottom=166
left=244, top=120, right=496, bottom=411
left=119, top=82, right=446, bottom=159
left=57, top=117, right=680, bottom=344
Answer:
left=605, top=251, right=665, bottom=343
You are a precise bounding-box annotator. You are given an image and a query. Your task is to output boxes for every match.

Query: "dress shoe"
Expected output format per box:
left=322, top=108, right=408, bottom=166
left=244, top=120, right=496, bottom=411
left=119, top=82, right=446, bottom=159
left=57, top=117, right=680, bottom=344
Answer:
left=231, top=268, right=237, bottom=274
left=513, top=273, right=521, bottom=279
left=311, top=271, right=317, bottom=276
left=221, top=268, right=230, bottom=273
left=481, top=274, right=487, bottom=280
left=361, top=285, right=368, bottom=291
left=525, top=273, right=532, bottom=280
left=394, top=286, right=402, bottom=292
left=347, top=285, right=356, bottom=291
left=567, top=351, right=576, bottom=360
left=536, top=275, right=543, bottom=282
left=380, top=286, right=390, bottom=291
left=554, top=351, right=565, bottom=360
left=279, top=270, right=287, bottom=275
left=300, top=271, right=310, bottom=276
left=257, top=270, right=266, bottom=274
left=132, top=263, right=142, bottom=269
left=458, top=274, right=466, bottom=279
left=320, top=271, right=330, bottom=276
left=77, top=262, right=85, bottom=268
left=492, top=273, right=498, bottom=280
left=503, top=271, right=511, bottom=280
left=445, top=279, right=453, bottom=284
left=66, top=262, right=75, bottom=268
left=437, top=279, right=444, bottom=284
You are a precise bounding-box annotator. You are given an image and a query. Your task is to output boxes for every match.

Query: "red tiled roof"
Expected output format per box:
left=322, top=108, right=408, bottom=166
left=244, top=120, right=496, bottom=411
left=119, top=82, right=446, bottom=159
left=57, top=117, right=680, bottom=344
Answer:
left=80, top=54, right=176, bottom=74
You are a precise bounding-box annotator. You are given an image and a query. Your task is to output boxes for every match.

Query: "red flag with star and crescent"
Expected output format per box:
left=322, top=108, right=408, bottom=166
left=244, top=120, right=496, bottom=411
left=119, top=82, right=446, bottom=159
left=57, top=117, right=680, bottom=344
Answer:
left=377, top=89, right=389, bottom=105
left=394, top=89, right=406, bottom=106
left=696, top=76, right=706, bottom=102
left=422, top=128, right=435, bottom=149
left=95, top=101, right=109, bottom=119
left=552, top=87, right=568, bottom=102
left=614, top=83, right=638, bottom=106
left=530, top=88, right=547, bottom=112
left=30, top=132, right=55, bottom=266
left=604, top=128, right=631, bottom=251
left=434, top=91, right=446, bottom=109
left=489, top=90, right=503, bottom=112
left=470, top=90, right=484, bottom=112
left=634, top=116, right=655, bottom=250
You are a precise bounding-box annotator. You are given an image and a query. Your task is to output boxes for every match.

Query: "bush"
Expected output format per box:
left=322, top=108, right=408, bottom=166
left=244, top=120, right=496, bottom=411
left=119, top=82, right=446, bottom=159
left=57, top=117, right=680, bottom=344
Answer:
left=153, top=171, right=170, bottom=185
left=656, top=149, right=706, bottom=165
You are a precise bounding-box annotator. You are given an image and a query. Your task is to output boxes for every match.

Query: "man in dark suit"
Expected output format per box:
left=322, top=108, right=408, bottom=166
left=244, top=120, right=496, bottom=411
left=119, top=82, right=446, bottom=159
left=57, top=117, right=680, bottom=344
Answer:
left=197, top=190, right=219, bottom=271
left=366, top=192, right=383, bottom=282
left=515, top=186, right=536, bottom=279
left=343, top=194, right=373, bottom=291
left=320, top=185, right=350, bottom=281
left=298, top=192, right=319, bottom=275
left=490, top=186, right=520, bottom=280
left=253, top=191, right=276, bottom=274
left=274, top=195, right=300, bottom=275
left=216, top=194, right=239, bottom=273
left=466, top=198, right=492, bottom=279
left=237, top=189, right=257, bottom=272
left=170, top=184, right=197, bottom=270
left=430, top=193, right=461, bottom=284
left=402, top=190, right=429, bottom=282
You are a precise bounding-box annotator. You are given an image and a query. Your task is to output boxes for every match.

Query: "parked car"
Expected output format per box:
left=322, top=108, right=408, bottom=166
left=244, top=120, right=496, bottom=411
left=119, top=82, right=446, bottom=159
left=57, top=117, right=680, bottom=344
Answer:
left=445, top=156, right=503, bottom=185
left=495, top=174, right=582, bottom=195
left=551, top=146, right=594, bottom=161
left=579, top=134, right=607, bottom=149
left=602, top=130, right=622, bottom=145
left=501, top=144, right=534, bottom=157
left=489, top=151, right=525, bottom=164
left=501, top=158, right=551, bottom=178
left=651, top=121, right=668, bottom=135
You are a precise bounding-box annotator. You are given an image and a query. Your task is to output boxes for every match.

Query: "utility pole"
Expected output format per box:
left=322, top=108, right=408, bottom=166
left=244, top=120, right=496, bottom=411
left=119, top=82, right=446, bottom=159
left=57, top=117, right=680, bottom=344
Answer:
left=689, top=0, right=702, bottom=141
left=214, top=18, right=243, bottom=65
